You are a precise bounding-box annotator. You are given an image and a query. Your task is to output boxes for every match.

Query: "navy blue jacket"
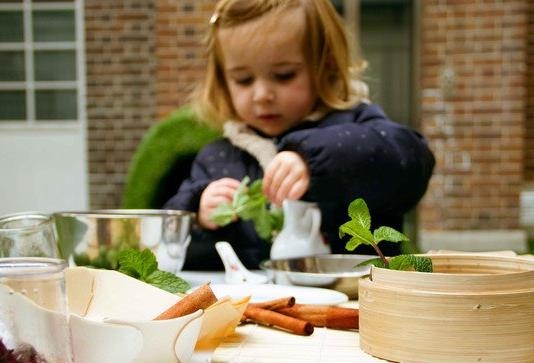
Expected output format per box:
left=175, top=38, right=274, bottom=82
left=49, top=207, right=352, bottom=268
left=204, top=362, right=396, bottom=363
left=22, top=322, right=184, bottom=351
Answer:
left=165, top=103, right=435, bottom=270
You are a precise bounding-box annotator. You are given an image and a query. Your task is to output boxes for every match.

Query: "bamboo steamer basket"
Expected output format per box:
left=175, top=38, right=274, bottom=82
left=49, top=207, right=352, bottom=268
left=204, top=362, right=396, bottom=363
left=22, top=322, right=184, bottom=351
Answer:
left=358, top=254, right=534, bottom=363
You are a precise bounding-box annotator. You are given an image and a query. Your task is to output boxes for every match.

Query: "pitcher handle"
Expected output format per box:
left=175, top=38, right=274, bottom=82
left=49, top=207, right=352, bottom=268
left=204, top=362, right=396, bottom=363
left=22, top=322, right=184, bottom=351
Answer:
left=308, top=207, right=321, bottom=242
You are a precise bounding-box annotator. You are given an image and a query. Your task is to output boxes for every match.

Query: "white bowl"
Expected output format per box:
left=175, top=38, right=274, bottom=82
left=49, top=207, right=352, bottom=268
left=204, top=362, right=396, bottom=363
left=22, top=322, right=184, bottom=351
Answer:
left=260, top=254, right=373, bottom=298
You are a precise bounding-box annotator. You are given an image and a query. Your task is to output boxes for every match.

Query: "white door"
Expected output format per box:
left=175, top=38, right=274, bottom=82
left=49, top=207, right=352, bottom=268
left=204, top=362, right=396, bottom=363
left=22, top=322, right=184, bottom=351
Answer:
left=0, top=0, right=87, bottom=215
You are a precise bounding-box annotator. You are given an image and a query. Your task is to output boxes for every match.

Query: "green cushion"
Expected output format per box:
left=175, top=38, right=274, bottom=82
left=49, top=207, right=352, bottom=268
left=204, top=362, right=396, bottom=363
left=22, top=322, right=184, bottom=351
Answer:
left=122, top=106, right=221, bottom=208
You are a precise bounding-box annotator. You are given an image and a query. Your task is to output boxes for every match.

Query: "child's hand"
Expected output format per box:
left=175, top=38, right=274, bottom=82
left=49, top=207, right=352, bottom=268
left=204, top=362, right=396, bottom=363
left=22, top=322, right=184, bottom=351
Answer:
left=199, top=178, right=241, bottom=229
left=263, top=151, right=310, bottom=207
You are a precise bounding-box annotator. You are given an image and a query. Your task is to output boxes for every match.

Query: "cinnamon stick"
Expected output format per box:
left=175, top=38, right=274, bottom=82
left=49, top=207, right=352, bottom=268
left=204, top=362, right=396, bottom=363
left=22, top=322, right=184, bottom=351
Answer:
left=154, top=283, right=217, bottom=320
left=243, top=306, right=314, bottom=336
left=275, top=304, right=359, bottom=330
left=249, top=296, right=296, bottom=310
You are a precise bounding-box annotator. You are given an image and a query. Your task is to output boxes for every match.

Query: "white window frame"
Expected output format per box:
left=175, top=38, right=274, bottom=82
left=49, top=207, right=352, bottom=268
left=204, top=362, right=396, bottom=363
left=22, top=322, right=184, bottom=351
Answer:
left=0, top=0, right=86, bottom=130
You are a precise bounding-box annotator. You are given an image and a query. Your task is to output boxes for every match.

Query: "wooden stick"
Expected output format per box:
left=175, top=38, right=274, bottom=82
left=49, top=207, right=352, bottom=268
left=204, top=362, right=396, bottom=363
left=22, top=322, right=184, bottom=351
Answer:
left=243, top=306, right=314, bottom=336
left=275, top=304, right=359, bottom=330
left=154, top=283, right=217, bottom=320
left=240, top=297, right=296, bottom=323
left=249, top=296, right=296, bottom=310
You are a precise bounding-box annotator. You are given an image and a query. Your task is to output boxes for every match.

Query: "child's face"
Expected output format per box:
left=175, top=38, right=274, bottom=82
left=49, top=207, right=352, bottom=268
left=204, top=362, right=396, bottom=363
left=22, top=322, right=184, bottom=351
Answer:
left=218, top=8, right=317, bottom=137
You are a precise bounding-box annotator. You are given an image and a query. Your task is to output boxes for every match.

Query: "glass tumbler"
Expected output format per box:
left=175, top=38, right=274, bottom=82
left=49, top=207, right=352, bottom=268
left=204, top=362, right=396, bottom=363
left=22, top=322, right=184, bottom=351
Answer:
left=0, top=213, right=59, bottom=258
left=0, top=257, right=73, bottom=363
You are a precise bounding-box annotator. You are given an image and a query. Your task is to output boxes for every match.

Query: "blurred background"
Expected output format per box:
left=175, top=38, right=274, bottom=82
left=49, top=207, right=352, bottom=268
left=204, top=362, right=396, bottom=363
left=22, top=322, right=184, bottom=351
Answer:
left=1, top=0, right=533, bottom=253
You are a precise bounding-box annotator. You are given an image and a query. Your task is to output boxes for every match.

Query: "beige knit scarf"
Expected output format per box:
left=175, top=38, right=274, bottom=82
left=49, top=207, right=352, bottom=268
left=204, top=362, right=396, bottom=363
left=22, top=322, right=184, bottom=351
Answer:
left=222, top=109, right=327, bottom=171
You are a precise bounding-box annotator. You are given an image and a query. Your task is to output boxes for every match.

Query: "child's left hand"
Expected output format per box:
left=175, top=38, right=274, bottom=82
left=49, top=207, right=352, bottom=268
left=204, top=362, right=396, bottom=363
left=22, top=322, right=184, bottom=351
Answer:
left=263, top=151, right=310, bottom=206
left=199, top=177, right=241, bottom=229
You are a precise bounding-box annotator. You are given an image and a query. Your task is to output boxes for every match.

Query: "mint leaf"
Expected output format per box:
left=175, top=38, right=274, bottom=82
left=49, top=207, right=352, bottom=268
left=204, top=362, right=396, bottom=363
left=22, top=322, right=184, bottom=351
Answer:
left=248, top=179, right=263, bottom=195
left=357, top=257, right=387, bottom=268
left=388, top=255, right=433, bottom=272
left=373, top=226, right=409, bottom=244
left=210, top=204, right=236, bottom=226
left=239, top=196, right=267, bottom=220
left=340, top=198, right=433, bottom=272
left=117, top=248, right=157, bottom=279
left=238, top=179, right=267, bottom=220
left=210, top=177, right=283, bottom=242
left=233, top=176, right=251, bottom=207
left=252, top=206, right=272, bottom=240
left=348, top=198, right=371, bottom=230
left=145, top=270, right=191, bottom=294
left=339, top=220, right=374, bottom=251
left=357, top=255, right=433, bottom=272
left=269, top=208, right=284, bottom=233
left=117, top=248, right=192, bottom=293
left=339, top=198, right=374, bottom=252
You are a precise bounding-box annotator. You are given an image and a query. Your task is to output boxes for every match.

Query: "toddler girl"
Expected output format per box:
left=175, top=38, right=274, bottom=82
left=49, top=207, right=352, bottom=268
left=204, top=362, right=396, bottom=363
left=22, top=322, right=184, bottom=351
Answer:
left=165, top=0, right=435, bottom=270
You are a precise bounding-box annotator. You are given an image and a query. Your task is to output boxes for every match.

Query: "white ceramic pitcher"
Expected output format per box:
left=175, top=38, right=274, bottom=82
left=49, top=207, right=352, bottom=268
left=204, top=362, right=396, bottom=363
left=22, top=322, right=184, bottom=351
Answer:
left=270, top=200, right=331, bottom=261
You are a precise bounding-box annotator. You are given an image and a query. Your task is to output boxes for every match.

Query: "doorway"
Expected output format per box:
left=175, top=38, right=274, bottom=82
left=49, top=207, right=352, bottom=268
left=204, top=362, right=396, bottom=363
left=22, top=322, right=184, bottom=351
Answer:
left=334, top=0, right=419, bottom=250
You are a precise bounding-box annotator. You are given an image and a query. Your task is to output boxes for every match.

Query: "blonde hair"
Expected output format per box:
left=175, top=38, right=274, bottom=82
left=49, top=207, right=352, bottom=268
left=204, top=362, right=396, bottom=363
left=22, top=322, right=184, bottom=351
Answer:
left=192, top=0, right=368, bottom=129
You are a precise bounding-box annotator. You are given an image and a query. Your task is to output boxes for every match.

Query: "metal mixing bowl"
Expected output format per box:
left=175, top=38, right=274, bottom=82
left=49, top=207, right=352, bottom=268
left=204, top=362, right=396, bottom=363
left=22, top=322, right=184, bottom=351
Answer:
left=260, top=254, right=374, bottom=299
left=52, top=209, right=195, bottom=273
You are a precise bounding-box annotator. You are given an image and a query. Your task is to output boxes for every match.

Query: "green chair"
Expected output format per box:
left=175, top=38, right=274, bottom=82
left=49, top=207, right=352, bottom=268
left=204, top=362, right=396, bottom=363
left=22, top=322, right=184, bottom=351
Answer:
left=122, top=106, right=221, bottom=209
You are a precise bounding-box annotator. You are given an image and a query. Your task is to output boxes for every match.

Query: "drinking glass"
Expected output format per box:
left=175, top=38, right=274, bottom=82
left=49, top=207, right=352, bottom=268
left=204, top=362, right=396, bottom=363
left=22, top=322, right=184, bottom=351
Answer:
left=0, top=257, right=73, bottom=362
left=0, top=213, right=59, bottom=258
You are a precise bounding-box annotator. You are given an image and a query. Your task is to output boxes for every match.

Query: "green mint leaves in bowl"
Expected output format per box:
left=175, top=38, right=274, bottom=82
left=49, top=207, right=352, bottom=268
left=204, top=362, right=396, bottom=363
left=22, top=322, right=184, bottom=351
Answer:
left=117, top=248, right=191, bottom=293
left=339, top=198, right=433, bottom=272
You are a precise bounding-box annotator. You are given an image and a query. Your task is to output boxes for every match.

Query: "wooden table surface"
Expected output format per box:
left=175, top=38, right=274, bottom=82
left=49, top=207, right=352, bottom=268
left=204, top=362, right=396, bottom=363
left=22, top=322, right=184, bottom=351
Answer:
left=209, top=322, right=387, bottom=363
left=189, top=298, right=387, bottom=363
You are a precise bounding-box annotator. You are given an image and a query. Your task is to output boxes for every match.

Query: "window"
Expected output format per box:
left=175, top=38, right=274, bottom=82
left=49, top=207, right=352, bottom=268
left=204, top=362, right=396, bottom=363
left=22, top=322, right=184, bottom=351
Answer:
left=0, top=0, right=84, bottom=125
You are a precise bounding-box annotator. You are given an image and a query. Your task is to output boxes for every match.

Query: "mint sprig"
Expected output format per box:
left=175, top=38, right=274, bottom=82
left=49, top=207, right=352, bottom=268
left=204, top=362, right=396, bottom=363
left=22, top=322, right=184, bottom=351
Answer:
left=117, top=249, right=191, bottom=293
left=339, top=198, right=432, bottom=272
left=210, top=176, right=283, bottom=241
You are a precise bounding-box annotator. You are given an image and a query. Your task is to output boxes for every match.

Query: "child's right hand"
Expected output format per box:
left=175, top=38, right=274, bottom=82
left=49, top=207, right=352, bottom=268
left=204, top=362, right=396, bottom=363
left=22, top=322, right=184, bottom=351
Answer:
left=263, top=151, right=310, bottom=207
left=199, top=177, right=241, bottom=229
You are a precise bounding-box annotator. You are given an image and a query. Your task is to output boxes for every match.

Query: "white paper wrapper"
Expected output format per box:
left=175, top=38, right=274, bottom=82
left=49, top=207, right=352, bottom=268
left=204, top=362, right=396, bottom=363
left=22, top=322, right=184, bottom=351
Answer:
left=65, top=267, right=204, bottom=363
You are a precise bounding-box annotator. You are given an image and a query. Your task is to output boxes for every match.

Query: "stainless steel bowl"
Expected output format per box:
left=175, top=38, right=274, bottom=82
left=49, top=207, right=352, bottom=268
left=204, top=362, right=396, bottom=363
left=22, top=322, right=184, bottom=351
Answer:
left=52, top=209, right=195, bottom=273
left=260, top=254, right=374, bottom=299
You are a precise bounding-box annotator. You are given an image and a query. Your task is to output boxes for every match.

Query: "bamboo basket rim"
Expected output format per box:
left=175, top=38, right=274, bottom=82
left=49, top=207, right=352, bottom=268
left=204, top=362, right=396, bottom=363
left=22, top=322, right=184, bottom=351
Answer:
left=359, top=275, right=534, bottom=297
left=374, top=253, right=534, bottom=275
left=368, top=254, right=534, bottom=293
left=368, top=254, right=534, bottom=295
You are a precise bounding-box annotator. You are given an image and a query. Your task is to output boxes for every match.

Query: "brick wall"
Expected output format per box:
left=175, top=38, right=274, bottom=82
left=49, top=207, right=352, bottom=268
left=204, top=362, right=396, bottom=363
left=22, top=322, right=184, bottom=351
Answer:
left=418, top=1, right=527, bottom=235
left=527, top=4, right=534, bottom=182
left=85, top=0, right=158, bottom=208
left=86, top=0, right=215, bottom=209
left=155, top=0, right=216, bottom=119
